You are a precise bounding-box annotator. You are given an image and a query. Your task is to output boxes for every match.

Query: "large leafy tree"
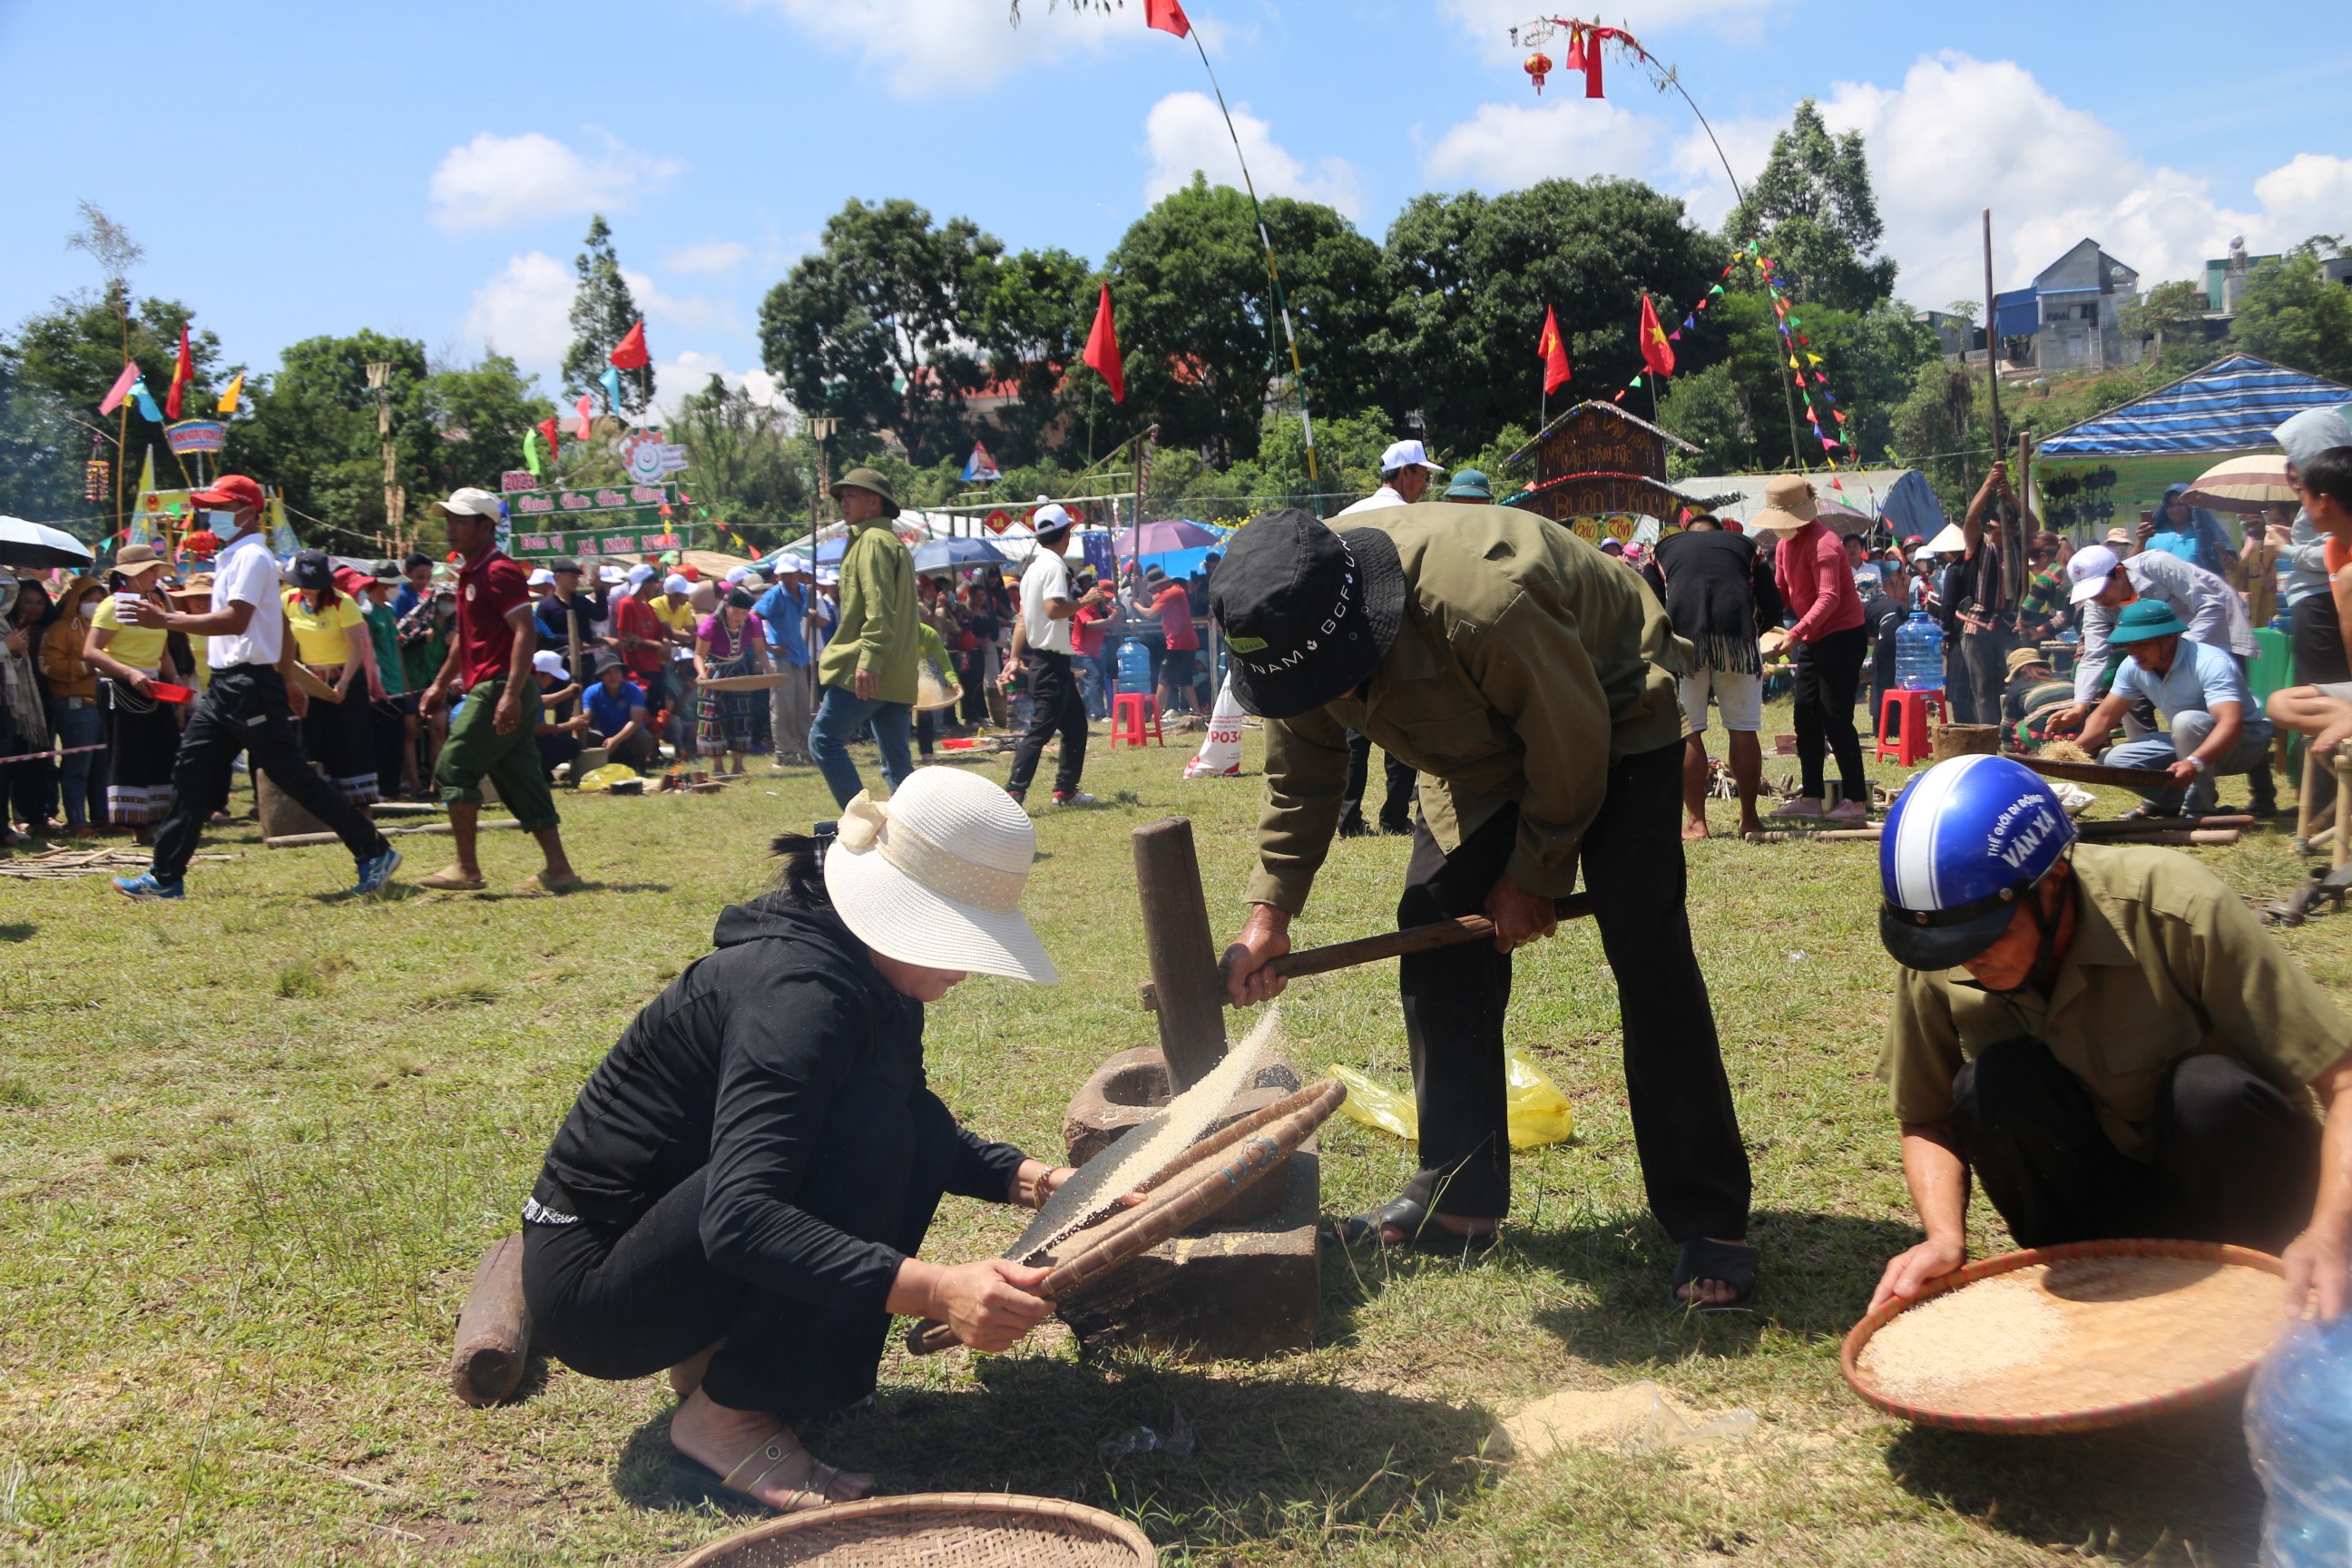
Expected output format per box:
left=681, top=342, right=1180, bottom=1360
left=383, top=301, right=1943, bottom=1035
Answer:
left=1724, top=100, right=1897, bottom=311
left=2232, top=242, right=2352, bottom=383
left=1105, top=174, right=1386, bottom=465
left=758, top=198, right=1002, bottom=466
left=0, top=345, right=84, bottom=528
left=669, top=374, right=813, bottom=551
left=972, top=245, right=1095, bottom=467
left=564, top=214, right=650, bottom=414
left=1379, top=178, right=1727, bottom=458
left=9, top=289, right=225, bottom=500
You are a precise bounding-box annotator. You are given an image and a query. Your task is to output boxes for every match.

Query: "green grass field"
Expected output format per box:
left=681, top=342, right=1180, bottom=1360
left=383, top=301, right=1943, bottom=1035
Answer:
left=3, top=708, right=2339, bottom=1565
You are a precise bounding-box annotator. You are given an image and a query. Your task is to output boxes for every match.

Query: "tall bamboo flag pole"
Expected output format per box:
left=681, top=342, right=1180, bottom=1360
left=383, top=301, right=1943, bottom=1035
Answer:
left=1162, top=9, right=1321, bottom=504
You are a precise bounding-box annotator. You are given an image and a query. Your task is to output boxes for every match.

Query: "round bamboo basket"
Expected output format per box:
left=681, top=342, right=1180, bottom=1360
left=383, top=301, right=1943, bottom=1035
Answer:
left=1841, top=1238, right=2287, bottom=1435
left=671, top=1493, right=1154, bottom=1566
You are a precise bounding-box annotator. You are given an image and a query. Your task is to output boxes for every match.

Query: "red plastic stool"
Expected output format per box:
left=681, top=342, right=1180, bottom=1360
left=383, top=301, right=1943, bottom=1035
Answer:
left=1112, top=691, right=1163, bottom=748
left=1876, top=688, right=1947, bottom=767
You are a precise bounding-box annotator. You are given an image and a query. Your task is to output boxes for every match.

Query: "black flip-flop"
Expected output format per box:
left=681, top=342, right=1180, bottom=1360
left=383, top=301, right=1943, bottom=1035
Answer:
left=1671, top=1238, right=1758, bottom=1313
left=1327, top=1196, right=1497, bottom=1256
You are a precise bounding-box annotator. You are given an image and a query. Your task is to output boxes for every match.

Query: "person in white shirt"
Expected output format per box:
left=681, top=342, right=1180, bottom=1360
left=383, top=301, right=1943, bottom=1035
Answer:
left=1336, top=439, right=1442, bottom=516
left=113, top=474, right=399, bottom=901
left=1332, top=439, right=1442, bottom=831
left=998, top=505, right=1108, bottom=808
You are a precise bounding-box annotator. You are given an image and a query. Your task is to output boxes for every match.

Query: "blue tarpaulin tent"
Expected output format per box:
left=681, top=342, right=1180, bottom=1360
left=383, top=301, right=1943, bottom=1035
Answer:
left=2039, top=354, right=2352, bottom=456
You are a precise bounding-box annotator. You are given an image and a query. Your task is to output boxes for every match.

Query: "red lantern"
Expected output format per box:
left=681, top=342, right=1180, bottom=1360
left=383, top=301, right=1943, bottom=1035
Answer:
left=1524, top=51, right=1551, bottom=93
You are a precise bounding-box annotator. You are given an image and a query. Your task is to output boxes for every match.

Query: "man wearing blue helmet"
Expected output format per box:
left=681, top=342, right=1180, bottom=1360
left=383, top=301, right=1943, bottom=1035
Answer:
left=1870, top=754, right=2352, bottom=1322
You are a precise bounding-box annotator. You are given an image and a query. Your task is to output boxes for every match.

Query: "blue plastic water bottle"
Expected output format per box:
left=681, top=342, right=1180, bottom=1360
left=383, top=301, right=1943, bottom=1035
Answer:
left=1895, top=612, right=1944, bottom=691
left=1115, top=638, right=1152, bottom=694
left=2247, top=1316, right=2352, bottom=1566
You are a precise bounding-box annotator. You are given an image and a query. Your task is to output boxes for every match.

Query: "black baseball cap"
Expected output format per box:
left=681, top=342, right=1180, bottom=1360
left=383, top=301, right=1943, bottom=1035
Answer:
left=290, top=548, right=334, bottom=590
left=1209, top=508, right=1405, bottom=720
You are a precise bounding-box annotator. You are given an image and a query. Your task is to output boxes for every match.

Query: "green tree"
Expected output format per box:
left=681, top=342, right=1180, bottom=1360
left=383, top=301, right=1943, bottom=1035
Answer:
left=564, top=215, right=650, bottom=414
left=1105, top=175, right=1387, bottom=466
left=0, top=346, right=85, bottom=529
left=1889, top=359, right=1986, bottom=516
left=2118, top=279, right=2210, bottom=361
left=422, top=351, right=555, bottom=496
left=1377, top=178, right=1728, bottom=458
left=758, top=198, right=1002, bottom=467
left=2231, top=248, right=2352, bottom=382
left=1724, top=100, right=1897, bottom=310
left=973, top=246, right=1095, bottom=466
left=1655, top=361, right=1750, bottom=476
left=669, top=374, right=813, bottom=551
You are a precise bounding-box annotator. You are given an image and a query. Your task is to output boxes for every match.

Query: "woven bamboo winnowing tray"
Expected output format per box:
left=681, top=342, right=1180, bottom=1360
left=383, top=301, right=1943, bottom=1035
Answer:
left=1841, top=1239, right=2287, bottom=1435
left=671, top=1493, right=1155, bottom=1566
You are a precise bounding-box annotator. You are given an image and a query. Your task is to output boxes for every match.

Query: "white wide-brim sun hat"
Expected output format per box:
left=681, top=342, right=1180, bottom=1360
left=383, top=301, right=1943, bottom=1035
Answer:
left=825, top=767, right=1060, bottom=985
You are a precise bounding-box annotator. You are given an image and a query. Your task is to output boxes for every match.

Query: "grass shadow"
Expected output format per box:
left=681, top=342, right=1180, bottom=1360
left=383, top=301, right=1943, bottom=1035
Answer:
left=1516, top=1208, right=1923, bottom=1361
left=1885, top=1403, right=2263, bottom=1563
left=0, top=921, right=34, bottom=942
left=612, top=1357, right=1497, bottom=1555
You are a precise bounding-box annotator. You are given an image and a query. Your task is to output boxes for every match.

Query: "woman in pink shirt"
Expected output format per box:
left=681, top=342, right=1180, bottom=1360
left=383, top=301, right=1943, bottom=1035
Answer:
left=1755, top=476, right=1868, bottom=822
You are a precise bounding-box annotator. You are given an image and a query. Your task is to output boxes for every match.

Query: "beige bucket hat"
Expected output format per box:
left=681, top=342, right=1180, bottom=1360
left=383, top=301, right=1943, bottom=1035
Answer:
left=827, top=767, right=1058, bottom=984
left=1750, top=474, right=1819, bottom=534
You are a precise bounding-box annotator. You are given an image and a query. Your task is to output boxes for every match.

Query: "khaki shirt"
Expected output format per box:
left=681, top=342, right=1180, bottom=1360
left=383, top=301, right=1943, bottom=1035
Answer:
left=817, top=519, right=918, bottom=705
left=1879, top=842, right=2348, bottom=1159
left=1250, top=504, right=1688, bottom=912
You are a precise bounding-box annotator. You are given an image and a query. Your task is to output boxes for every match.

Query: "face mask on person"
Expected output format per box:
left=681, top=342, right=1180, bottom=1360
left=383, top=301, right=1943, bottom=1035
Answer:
left=207, top=510, right=238, bottom=534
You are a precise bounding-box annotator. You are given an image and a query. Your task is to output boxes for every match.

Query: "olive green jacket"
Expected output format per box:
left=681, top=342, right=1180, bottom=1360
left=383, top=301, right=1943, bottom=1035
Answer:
left=817, top=519, right=918, bottom=705
left=1880, top=842, right=2348, bottom=1159
left=1250, top=504, right=1689, bottom=912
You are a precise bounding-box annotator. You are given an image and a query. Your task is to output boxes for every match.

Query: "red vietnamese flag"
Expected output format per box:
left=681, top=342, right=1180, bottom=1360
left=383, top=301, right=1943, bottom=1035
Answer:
left=1144, top=0, right=1191, bottom=36
left=536, top=416, right=562, bottom=461
left=1083, top=283, right=1125, bottom=403
left=608, top=318, right=650, bottom=370
left=1638, top=293, right=1676, bottom=377
left=1536, top=304, right=1573, bottom=397
left=167, top=323, right=193, bottom=420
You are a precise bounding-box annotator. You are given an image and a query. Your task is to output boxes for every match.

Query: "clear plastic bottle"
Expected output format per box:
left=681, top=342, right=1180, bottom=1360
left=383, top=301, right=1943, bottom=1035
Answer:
left=1895, top=612, right=1945, bottom=691
left=2246, top=1315, right=2352, bottom=1566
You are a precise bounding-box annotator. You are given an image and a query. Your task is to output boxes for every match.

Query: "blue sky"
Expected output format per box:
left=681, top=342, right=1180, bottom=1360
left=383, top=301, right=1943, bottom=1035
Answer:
left=5, top=0, right=2347, bottom=415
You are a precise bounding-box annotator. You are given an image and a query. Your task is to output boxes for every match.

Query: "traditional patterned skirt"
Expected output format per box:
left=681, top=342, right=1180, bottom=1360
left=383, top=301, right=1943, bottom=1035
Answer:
left=299, top=668, right=380, bottom=806
left=696, top=653, right=769, bottom=755
left=102, top=677, right=180, bottom=825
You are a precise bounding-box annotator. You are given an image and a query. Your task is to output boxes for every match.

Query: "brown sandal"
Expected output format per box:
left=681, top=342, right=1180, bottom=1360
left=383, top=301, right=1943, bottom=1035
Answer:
left=669, top=1433, right=858, bottom=1514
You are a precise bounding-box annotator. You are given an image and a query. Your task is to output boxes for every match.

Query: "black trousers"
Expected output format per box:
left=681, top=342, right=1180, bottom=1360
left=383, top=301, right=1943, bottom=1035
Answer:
left=1007, top=648, right=1085, bottom=797
left=1396, top=743, right=1751, bottom=1239
left=1950, top=1037, right=2320, bottom=1253
left=522, top=1078, right=965, bottom=1421
left=1791, top=624, right=1868, bottom=800
left=370, top=696, right=412, bottom=796
left=2292, top=591, right=2349, bottom=688
left=152, top=666, right=388, bottom=882
left=1345, top=731, right=1416, bottom=832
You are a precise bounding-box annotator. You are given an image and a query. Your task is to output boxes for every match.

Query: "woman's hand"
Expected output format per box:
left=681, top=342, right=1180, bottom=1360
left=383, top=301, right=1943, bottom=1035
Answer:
left=1008, top=1159, right=1077, bottom=1210
left=1869, top=1233, right=1966, bottom=1316
left=919, top=1259, right=1054, bottom=1352
left=126, top=671, right=155, bottom=698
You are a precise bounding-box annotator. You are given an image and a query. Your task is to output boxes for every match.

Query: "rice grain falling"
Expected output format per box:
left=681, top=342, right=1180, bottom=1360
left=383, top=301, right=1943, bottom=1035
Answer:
left=1860, top=1271, right=2071, bottom=1401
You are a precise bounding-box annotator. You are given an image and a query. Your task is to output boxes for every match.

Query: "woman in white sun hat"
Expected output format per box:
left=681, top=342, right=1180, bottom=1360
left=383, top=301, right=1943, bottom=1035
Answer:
left=522, top=766, right=1070, bottom=1515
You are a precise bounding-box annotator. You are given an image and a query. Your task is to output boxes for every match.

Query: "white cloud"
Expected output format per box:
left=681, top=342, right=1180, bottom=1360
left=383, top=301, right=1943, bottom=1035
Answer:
left=2254, top=154, right=2352, bottom=240
left=662, top=240, right=750, bottom=274
left=620, top=269, right=744, bottom=338
left=650, top=352, right=790, bottom=420
left=1142, top=91, right=1363, bottom=219
left=462, top=252, right=573, bottom=368
left=428, top=131, right=682, bottom=231
left=743, top=0, right=1132, bottom=97
left=1421, top=99, right=1660, bottom=191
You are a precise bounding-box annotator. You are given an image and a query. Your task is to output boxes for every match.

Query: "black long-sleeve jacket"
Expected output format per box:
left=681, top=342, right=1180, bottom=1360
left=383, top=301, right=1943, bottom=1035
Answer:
left=533, top=893, right=1025, bottom=1312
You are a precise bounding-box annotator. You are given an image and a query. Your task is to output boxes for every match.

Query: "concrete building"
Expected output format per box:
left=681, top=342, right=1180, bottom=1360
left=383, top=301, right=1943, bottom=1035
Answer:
left=1993, top=239, right=2142, bottom=371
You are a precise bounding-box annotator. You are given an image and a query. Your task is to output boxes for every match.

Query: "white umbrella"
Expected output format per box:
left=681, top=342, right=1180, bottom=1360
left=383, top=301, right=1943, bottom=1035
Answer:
left=0, top=516, right=96, bottom=569
left=2181, top=455, right=2298, bottom=514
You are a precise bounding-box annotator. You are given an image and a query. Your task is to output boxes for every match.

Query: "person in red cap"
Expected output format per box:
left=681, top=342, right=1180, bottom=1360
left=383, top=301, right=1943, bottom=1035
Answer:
left=113, top=475, right=401, bottom=900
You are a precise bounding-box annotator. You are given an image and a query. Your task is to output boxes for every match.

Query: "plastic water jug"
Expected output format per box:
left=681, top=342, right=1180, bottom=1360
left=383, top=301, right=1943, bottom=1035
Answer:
left=1895, top=612, right=1944, bottom=691
left=2246, top=1316, right=2352, bottom=1566
left=1115, top=638, right=1152, bottom=694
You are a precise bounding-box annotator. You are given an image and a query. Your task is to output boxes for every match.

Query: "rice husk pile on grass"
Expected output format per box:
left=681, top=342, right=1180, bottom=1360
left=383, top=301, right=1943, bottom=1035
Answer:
left=1857, top=1256, right=2284, bottom=1419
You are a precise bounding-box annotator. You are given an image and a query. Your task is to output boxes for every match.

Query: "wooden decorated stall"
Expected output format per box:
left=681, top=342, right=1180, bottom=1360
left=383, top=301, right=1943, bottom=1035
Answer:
left=1500, top=400, right=1703, bottom=544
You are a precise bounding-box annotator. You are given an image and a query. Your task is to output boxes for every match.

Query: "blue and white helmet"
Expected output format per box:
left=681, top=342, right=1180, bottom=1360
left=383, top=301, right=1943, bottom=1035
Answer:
left=1879, top=755, right=2075, bottom=969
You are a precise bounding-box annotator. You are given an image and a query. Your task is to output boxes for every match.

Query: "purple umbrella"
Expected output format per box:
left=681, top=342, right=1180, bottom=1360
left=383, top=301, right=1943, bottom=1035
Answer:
left=1117, top=518, right=1222, bottom=558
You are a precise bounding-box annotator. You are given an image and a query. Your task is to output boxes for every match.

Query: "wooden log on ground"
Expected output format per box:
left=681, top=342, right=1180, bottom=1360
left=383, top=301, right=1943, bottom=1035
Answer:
left=447, top=1234, right=531, bottom=1406
left=2020, top=756, right=2181, bottom=789
left=263, top=818, right=523, bottom=848
left=370, top=800, right=446, bottom=816
left=2078, top=814, right=2250, bottom=838
left=1138, top=893, right=1595, bottom=1011
left=1931, top=724, right=2001, bottom=762
left=1742, top=828, right=1883, bottom=842
left=1132, top=819, right=1230, bottom=1089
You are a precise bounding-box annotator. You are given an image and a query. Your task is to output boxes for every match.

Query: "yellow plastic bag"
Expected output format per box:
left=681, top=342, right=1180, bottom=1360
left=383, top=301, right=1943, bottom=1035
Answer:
left=575, top=762, right=641, bottom=793
left=1328, top=1053, right=1574, bottom=1150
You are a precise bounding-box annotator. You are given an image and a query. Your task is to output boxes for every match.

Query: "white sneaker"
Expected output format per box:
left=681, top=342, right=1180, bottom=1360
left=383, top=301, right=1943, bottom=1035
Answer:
left=1050, top=790, right=1097, bottom=808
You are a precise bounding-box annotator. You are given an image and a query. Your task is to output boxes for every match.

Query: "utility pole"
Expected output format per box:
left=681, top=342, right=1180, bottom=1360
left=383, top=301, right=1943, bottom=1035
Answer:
left=366, top=361, right=405, bottom=556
